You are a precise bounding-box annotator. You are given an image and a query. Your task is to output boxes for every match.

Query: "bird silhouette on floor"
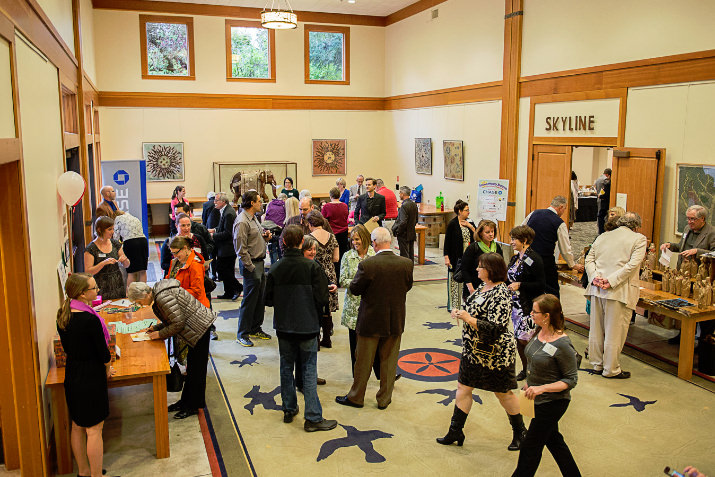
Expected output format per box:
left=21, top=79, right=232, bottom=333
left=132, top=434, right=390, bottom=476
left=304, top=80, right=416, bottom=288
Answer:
left=218, top=309, right=240, bottom=320
left=317, top=425, right=393, bottom=463
left=609, top=393, right=657, bottom=412
left=578, top=367, right=602, bottom=375
left=423, top=321, right=456, bottom=330
left=243, top=385, right=282, bottom=415
left=230, top=355, right=258, bottom=367
left=417, top=388, right=482, bottom=406
left=445, top=338, right=463, bottom=347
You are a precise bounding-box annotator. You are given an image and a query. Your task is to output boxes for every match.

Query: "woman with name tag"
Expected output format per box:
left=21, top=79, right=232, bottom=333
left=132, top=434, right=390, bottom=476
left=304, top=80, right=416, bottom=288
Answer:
left=84, top=216, right=130, bottom=300
left=460, top=219, right=503, bottom=301
left=512, top=294, right=580, bottom=477
left=507, top=225, right=545, bottom=382
left=437, top=252, right=527, bottom=451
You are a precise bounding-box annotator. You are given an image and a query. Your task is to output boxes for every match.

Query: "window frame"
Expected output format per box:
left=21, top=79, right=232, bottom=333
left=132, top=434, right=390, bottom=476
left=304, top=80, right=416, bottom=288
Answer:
left=225, top=19, right=276, bottom=83
left=139, top=14, right=195, bottom=81
left=304, top=24, right=350, bottom=85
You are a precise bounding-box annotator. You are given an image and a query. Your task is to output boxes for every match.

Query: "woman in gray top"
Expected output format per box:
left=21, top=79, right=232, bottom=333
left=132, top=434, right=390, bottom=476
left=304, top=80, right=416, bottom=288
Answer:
left=512, top=294, right=581, bottom=477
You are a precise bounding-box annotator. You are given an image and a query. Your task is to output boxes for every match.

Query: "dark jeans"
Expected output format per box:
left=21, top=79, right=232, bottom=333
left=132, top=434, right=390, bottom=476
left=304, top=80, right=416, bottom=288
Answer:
left=348, top=329, right=380, bottom=378
left=278, top=336, right=322, bottom=422
left=180, top=330, right=210, bottom=410
left=236, top=260, right=266, bottom=339
left=512, top=399, right=581, bottom=477
left=216, top=255, right=241, bottom=295
left=397, top=236, right=414, bottom=261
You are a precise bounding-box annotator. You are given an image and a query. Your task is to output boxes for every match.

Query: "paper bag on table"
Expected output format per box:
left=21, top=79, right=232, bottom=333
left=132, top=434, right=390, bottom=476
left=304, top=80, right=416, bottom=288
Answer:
left=518, top=390, right=535, bottom=418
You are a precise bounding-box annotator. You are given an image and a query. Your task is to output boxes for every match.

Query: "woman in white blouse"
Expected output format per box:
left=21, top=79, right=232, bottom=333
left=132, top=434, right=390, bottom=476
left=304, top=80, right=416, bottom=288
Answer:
left=112, top=210, right=148, bottom=287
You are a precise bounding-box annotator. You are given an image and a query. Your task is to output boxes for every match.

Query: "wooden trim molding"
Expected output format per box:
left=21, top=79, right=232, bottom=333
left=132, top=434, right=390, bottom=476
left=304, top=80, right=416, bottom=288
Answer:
left=385, top=81, right=502, bottom=109
left=0, top=138, right=21, bottom=165
left=385, top=0, right=449, bottom=26
left=92, top=0, right=387, bottom=27
left=304, top=24, right=350, bottom=85
left=98, top=91, right=385, bottom=110
left=224, top=19, right=275, bottom=83
left=0, top=9, right=14, bottom=41
left=520, top=49, right=715, bottom=97
left=139, top=14, right=195, bottom=81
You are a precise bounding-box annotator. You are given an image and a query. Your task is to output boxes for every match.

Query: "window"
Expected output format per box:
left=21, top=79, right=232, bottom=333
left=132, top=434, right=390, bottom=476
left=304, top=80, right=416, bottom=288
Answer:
left=140, top=15, right=195, bottom=80
left=225, top=20, right=276, bottom=82
left=304, top=24, right=350, bottom=85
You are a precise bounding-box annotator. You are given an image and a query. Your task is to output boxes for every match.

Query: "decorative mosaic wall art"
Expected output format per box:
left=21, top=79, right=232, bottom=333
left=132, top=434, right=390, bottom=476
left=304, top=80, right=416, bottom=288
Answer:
left=443, top=140, right=464, bottom=181
left=312, top=139, right=346, bottom=176
left=415, top=138, right=432, bottom=175
left=143, top=142, right=184, bottom=181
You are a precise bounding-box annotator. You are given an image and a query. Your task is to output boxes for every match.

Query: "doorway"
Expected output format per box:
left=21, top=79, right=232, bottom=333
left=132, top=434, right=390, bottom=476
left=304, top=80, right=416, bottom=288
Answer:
left=66, top=147, right=85, bottom=271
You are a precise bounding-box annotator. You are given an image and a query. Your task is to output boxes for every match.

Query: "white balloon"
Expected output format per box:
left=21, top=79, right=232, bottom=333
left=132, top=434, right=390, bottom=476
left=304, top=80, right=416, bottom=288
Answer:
left=57, top=171, right=86, bottom=206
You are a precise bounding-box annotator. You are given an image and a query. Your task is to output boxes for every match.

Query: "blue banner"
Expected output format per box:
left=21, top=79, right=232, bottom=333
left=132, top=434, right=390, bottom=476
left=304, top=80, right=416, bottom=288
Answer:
left=101, top=160, right=149, bottom=238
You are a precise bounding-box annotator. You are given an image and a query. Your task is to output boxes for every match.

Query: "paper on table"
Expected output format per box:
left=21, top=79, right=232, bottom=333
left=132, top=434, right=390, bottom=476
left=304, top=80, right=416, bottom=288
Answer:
left=518, top=390, right=535, bottom=418
left=659, top=249, right=672, bottom=268
left=110, top=298, right=134, bottom=307
left=131, top=332, right=151, bottom=342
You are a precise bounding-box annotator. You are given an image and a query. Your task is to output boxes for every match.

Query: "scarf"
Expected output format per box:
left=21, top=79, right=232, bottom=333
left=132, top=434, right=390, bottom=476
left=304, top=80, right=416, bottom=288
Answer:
left=477, top=241, right=497, bottom=254
left=70, top=299, right=110, bottom=345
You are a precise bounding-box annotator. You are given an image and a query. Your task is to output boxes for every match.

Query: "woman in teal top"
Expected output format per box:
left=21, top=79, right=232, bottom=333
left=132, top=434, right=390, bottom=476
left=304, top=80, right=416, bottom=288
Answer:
left=339, top=224, right=375, bottom=374
left=280, top=177, right=300, bottom=200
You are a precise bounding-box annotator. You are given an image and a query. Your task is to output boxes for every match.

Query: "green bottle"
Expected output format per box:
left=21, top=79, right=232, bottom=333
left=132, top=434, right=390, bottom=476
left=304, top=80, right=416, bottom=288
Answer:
left=436, top=191, right=444, bottom=211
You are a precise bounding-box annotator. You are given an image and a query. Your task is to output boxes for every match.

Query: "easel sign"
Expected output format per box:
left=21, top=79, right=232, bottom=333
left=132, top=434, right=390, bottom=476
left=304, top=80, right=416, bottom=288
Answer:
left=477, top=179, right=509, bottom=222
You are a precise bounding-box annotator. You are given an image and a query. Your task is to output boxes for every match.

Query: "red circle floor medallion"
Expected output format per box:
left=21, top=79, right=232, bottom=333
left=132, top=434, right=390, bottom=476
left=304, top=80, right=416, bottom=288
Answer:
left=397, top=348, right=461, bottom=382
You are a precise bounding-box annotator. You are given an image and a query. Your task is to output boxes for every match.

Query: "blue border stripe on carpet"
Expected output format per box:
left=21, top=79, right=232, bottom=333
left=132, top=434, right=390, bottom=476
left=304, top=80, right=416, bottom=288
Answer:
left=202, top=405, right=228, bottom=477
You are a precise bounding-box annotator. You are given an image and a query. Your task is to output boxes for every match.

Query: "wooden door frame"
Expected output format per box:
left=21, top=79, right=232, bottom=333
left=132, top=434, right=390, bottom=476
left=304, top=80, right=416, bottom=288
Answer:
left=529, top=144, right=573, bottom=214
left=524, top=89, right=627, bottom=218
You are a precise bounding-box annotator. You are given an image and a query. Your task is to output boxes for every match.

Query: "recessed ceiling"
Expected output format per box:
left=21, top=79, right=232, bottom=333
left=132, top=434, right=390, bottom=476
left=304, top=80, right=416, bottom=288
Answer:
left=145, top=0, right=417, bottom=17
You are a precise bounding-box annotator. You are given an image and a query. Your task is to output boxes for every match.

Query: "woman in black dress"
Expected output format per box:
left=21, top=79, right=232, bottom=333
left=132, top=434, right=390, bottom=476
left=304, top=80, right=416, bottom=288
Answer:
left=507, top=225, right=545, bottom=381
left=84, top=216, right=130, bottom=300
left=56, top=273, right=115, bottom=477
left=443, top=200, right=476, bottom=311
left=437, top=253, right=527, bottom=451
left=306, top=211, right=339, bottom=347
left=460, top=219, right=503, bottom=300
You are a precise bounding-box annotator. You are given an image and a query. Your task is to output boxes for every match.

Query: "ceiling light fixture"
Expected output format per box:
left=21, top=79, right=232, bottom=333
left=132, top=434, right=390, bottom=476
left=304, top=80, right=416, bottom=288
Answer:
left=261, top=0, right=298, bottom=30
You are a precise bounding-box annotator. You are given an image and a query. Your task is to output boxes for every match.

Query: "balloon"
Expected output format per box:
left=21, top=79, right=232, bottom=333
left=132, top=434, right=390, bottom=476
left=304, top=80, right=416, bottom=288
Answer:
left=57, top=171, right=85, bottom=206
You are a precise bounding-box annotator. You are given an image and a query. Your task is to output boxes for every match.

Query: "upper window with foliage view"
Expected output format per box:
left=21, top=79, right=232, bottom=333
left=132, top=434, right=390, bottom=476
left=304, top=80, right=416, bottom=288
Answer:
left=225, top=20, right=276, bottom=82
left=140, top=15, right=195, bottom=80
left=304, top=25, right=350, bottom=85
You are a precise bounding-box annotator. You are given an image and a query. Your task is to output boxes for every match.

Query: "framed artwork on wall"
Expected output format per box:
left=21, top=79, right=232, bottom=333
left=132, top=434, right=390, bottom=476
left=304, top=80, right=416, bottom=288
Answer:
left=143, top=142, right=185, bottom=181
left=415, top=138, right=432, bottom=175
left=675, top=163, right=715, bottom=236
left=443, top=140, right=464, bottom=181
left=312, top=139, right=346, bottom=176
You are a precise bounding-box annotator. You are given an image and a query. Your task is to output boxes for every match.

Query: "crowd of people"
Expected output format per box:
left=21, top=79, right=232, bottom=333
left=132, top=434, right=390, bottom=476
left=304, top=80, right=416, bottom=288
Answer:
left=54, top=174, right=714, bottom=477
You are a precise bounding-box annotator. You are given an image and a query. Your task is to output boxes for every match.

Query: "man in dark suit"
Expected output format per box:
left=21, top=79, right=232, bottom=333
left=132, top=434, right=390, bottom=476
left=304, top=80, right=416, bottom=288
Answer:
left=209, top=192, right=242, bottom=300
left=202, top=191, right=220, bottom=228
left=392, top=186, right=418, bottom=261
left=354, top=177, right=386, bottom=226
left=336, top=227, right=413, bottom=410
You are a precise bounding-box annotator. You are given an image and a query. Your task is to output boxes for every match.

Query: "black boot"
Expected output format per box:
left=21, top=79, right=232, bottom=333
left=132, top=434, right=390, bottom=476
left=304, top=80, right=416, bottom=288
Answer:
left=436, top=405, right=468, bottom=446
left=319, top=314, right=332, bottom=348
left=507, top=413, right=527, bottom=451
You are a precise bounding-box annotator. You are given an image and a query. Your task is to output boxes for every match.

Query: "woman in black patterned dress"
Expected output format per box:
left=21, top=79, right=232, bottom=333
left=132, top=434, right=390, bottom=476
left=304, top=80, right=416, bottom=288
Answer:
left=437, top=252, right=527, bottom=451
left=84, top=216, right=130, bottom=300
left=306, top=210, right=339, bottom=347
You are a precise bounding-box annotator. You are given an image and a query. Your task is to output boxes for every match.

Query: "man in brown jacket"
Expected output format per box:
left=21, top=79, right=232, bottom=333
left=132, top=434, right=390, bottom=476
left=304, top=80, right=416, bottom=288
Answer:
left=336, top=227, right=413, bottom=410
left=96, top=185, right=118, bottom=219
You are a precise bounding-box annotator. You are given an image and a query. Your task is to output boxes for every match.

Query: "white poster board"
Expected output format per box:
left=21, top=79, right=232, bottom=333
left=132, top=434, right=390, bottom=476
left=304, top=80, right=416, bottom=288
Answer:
left=477, top=179, right=509, bottom=221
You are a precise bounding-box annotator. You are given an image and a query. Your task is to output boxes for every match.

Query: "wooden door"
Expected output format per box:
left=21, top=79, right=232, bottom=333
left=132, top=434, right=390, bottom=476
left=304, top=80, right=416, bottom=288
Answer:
left=610, top=147, right=666, bottom=245
left=529, top=145, right=572, bottom=214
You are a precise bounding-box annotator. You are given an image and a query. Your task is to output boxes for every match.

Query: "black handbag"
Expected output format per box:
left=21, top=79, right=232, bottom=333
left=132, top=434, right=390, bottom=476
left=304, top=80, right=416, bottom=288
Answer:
left=167, top=362, right=184, bottom=393
left=204, top=275, right=217, bottom=293
left=452, top=259, right=465, bottom=283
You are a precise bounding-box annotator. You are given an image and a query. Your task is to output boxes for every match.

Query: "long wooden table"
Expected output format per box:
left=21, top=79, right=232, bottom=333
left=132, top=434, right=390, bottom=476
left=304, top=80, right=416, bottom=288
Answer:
left=557, top=269, right=715, bottom=381
left=46, top=308, right=170, bottom=474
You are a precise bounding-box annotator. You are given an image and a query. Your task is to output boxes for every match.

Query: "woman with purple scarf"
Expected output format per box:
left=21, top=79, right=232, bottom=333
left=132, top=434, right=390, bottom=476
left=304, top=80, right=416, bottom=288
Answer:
left=56, top=273, right=115, bottom=477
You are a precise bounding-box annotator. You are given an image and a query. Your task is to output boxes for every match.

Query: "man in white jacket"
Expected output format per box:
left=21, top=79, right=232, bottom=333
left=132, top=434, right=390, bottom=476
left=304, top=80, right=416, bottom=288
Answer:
left=585, top=211, right=647, bottom=379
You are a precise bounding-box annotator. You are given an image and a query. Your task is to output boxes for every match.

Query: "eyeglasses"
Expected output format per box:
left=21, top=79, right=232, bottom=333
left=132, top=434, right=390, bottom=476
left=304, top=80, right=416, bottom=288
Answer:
left=686, top=216, right=700, bottom=222
left=87, top=286, right=100, bottom=292
left=170, top=250, right=185, bottom=256
left=530, top=311, right=543, bottom=316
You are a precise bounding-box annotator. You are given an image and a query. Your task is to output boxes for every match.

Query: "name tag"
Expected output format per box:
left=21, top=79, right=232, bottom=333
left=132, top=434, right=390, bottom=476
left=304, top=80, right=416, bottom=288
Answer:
left=524, top=257, right=534, bottom=267
left=542, top=342, right=557, bottom=356
left=98, top=253, right=106, bottom=258
left=476, top=296, right=486, bottom=305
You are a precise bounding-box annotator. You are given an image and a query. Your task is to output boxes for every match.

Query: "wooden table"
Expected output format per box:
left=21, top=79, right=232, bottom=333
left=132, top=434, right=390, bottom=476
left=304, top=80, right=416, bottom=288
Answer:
left=46, top=308, right=170, bottom=474
left=417, top=204, right=455, bottom=248
left=415, top=224, right=427, bottom=265
left=636, top=285, right=715, bottom=380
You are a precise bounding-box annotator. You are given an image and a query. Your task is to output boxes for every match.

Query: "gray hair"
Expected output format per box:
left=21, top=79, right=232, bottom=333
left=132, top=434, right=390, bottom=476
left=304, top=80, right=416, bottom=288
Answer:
left=215, top=192, right=229, bottom=203
left=336, top=178, right=346, bottom=187
left=127, top=282, right=153, bottom=302
left=206, top=191, right=216, bottom=200
left=687, top=204, right=708, bottom=220
left=616, top=211, right=642, bottom=231
left=375, top=179, right=385, bottom=189
left=399, top=186, right=411, bottom=197
left=277, top=193, right=288, bottom=201
left=356, top=175, right=364, bottom=180
left=371, top=227, right=392, bottom=245
left=301, top=234, right=318, bottom=254
left=299, top=189, right=311, bottom=200
left=550, top=196, right=567, bottom=208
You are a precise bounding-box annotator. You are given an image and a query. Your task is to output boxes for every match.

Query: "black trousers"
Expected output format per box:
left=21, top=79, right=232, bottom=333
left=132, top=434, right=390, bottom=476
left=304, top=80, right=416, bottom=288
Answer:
left=512, top=399, right=581, bottom=477
left=335, top=231, right=350, bottom=278
left=348, top=329, right=380, bottom=379
left=397, top=236, right=414, bottom=261
left=216, top=255, right=241, bottom=295
left=542, top=255, right=560, bottom=298
left=180, top=330, right=210, bottom=411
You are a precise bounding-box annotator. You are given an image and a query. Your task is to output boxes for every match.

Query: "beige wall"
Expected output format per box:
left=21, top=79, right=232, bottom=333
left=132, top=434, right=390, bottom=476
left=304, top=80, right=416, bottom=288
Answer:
left=99, top=107, right=389, bottom=201
left=36, top=0, right=75, bottom=55
left=522, top=0, right=715, bottom=77
left=15, top=36, right=66, bottom=429
left=571, top=147, right=610, bottom=187
left=80, top=0, right=97, bottom=83
left=93, top=10, right=385, bottom=96
left=385, top=101, right=502, bottom=217
left=626, top=81, right=715, bottom=245
left=0, top=38, right=15, bottom=139
left=384, top=0, right=503, bottom=96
